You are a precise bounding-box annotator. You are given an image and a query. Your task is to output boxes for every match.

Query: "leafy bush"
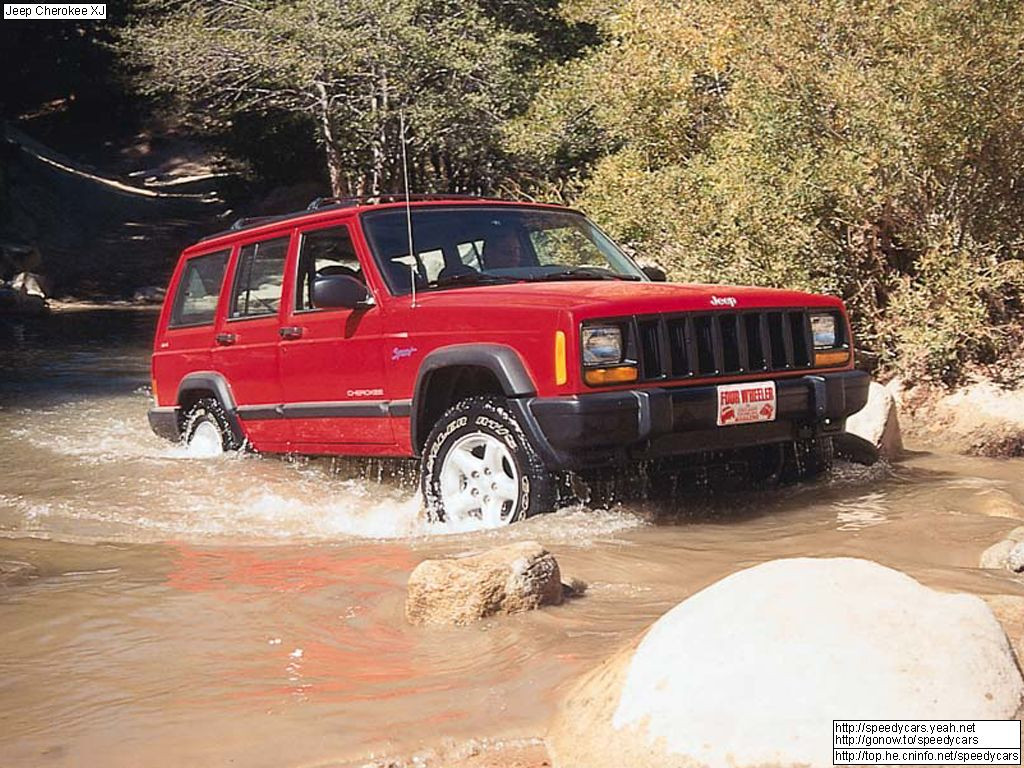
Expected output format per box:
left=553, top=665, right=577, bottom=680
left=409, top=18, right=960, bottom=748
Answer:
left=510, top=0, right=1024, bottom=382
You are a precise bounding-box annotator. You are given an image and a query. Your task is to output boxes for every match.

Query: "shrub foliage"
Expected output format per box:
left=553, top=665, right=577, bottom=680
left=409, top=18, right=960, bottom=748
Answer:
left=510, top=0, right=1024, bottom=381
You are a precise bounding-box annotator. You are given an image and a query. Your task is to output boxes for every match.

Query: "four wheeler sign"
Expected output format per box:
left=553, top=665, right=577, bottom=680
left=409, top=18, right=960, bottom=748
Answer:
left=717, top=381, right=777, bottom=426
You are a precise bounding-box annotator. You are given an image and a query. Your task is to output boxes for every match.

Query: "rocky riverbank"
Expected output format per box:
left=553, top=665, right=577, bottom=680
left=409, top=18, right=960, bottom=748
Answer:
left=897, top=377, right=1024, bottom=458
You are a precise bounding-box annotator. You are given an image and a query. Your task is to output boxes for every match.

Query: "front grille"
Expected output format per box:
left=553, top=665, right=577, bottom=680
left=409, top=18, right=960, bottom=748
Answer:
left=634, top=309, right=814, bottom=382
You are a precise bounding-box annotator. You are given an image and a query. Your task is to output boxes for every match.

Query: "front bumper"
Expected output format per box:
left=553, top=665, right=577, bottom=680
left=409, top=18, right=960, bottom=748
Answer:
left=148, top=406, right=181, bottom=442
left=517, top=370, right=870, bottom=470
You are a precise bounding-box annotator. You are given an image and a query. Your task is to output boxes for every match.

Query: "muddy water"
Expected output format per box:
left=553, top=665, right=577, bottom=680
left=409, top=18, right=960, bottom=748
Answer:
left=2, top=307, right=1023, bottom=767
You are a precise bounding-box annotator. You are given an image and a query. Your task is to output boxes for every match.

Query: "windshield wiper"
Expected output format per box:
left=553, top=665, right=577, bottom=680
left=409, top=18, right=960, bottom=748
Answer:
left=427, top=272, right=516, bottom=289
left=527, top=267, right=641, bottom=282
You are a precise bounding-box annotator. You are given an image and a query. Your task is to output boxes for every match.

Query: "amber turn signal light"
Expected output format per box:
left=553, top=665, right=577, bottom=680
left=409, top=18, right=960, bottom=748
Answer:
left=814, top=349, right=851, bottom=367
left=554, top=331, right=567, bottom=385
left=584, top=365, right=639, bottom=386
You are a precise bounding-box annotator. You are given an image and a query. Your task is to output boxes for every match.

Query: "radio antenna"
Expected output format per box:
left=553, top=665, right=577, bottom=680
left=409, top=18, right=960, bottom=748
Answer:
left=400, top=110, right=417, bottom=308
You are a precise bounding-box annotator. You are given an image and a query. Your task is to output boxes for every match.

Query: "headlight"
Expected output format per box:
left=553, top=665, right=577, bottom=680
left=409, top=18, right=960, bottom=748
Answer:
left=810, top=313, right=837, bottom=348
left=581, top=326, right=623, bottom=366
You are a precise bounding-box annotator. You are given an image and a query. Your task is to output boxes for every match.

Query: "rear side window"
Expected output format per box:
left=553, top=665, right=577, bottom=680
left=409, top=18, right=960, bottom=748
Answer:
left=230, top=236, right=289, bottom=319
left=169, top=250, right=229, bottom=327
left=295, top=226, right=361, bottom=311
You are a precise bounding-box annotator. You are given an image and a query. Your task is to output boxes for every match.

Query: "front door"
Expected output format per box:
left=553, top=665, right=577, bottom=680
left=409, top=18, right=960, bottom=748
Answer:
left=212, top=233, right=290, bottom=450
left=278, top=222, right=392, bottom=447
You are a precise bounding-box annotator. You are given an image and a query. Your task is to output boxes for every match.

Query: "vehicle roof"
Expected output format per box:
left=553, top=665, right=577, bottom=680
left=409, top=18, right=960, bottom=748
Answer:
left=185, top=196, right=577, bottom=255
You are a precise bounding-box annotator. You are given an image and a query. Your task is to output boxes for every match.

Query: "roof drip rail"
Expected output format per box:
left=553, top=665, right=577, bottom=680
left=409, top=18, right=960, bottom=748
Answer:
left=197, top=192, right=520, bottom=243
left=229, top=213, right=294, bottom=231
left=305, top=193, right=501, bottom=211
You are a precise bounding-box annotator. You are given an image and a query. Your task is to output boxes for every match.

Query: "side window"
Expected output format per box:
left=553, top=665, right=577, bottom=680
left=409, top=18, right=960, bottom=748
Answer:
left=230, top=236, right=289, bottom=319
left=170, top=250, right=229, bottom=327
left=295, top=226, right=362, bottom=312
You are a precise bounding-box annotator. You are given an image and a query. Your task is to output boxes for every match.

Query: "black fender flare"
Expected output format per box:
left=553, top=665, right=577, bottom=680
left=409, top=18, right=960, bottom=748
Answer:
left=176, top=371, right=245, bottom=441
left=410, top=344, right=537, bottom=452
left=177, top=371, right=238, bottom=411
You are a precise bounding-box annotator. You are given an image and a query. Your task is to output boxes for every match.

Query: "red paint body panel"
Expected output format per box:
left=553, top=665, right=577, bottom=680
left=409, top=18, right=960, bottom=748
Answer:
left=151, top=199, right=858, bottom=458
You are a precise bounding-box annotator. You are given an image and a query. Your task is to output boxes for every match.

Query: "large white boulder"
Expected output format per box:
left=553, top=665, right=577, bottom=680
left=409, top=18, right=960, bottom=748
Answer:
left=549, top=558, right=1022, bottom=768
left=840, top=380, right=903, bottom=462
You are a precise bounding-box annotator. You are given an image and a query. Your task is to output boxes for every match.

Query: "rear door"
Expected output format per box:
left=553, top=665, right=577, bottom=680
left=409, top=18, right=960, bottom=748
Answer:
left=278, top=221, right=392, bottom=447
left=213, top=233, right=291, bottom=450
left=155, top=248, right=230, bottom=406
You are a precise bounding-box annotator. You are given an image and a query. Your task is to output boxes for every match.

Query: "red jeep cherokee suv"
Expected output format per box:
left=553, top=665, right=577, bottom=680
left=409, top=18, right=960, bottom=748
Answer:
left=149, top=196, right=869, bottom=528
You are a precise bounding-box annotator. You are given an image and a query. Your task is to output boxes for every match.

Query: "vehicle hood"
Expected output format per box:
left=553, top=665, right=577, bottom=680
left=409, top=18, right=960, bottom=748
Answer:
left=411, top=280, right=844, bottom=316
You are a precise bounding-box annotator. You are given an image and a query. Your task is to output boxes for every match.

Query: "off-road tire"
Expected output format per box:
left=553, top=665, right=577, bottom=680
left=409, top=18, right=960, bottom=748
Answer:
left=421, top=395, right=556, bottom=524
left=181, top=397, right=243, bottom=453
left=782, top=436, right=834, bottom=482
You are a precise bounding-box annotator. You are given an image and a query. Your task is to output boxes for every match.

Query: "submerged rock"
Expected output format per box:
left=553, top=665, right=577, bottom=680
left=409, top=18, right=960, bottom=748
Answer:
left=981, top=526, right=1024, bottom=570
left=133, top=285, right=166, bottom=303
left=978, top=490, right=1024, bottom=521
left=0, top=560, right=39, bottom=586
left=11, top=271, right=49, bottom=298
left=837, top=380, right=902, bottom=463
left=984, top=594, right=1024, bottom=669
left=549, top=557, right=1022, bottom=768
left=406, top=541, right=563, bottom=626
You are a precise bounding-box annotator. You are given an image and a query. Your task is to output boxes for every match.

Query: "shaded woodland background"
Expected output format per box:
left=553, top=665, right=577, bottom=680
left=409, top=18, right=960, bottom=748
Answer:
left=1, top=0, right=1022, bottom=382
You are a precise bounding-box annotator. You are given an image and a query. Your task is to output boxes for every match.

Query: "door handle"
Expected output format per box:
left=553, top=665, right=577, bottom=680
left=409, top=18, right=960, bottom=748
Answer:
left=279, top=326, right=303, bottom=340
left=215, top=332, right=237, bottom=346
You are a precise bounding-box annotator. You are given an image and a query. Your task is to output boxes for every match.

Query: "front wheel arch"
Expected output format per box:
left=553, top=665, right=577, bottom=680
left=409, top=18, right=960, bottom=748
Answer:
left=410, top=345, right=537, bottom=453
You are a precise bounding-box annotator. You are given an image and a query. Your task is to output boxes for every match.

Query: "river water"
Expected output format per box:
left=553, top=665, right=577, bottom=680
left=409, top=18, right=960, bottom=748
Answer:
left=1, top=307, right=1023, bottom=767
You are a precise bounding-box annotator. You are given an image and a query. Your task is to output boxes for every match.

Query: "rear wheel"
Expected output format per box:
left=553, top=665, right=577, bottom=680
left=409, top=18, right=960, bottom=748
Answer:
left=421, top=396, right=555, bottom=528
left=181, top=397, right=242, bottom=457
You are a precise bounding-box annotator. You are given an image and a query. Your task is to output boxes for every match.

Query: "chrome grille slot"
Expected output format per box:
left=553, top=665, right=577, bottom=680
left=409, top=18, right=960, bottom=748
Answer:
left=638, top=320, right=664, bottom=379
left=789, top=311, right=811, bottom=367
left=767, top=312, right=789, bottom=369
left=719, top=314, right=741, bottom=373
left=668, top=319, right=691, bottom=377
left=693, top=316, right=716, bottom=375
left=745, top=314, right=766, bottom=370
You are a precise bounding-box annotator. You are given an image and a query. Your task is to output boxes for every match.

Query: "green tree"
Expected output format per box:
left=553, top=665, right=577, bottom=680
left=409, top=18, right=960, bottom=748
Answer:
left=121, top=0, right=543, bottom=196
left=511, top=0, right=1024, bottom=381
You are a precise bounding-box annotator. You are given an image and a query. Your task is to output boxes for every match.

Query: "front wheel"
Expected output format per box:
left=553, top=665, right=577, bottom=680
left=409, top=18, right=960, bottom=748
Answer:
left=181, top=397, right=242, bottom=457
left=421, top=396, right=555, bottom=528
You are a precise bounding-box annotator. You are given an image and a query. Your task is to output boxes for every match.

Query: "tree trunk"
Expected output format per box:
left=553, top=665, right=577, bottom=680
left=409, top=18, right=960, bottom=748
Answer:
left=369, top=67, right=389, bottom=196
left=314, top=82, right=346, bottom=197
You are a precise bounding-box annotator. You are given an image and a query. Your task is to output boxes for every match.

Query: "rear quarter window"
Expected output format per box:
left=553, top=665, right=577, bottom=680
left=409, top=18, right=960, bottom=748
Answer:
left=169, top=250, right=229, bottom=327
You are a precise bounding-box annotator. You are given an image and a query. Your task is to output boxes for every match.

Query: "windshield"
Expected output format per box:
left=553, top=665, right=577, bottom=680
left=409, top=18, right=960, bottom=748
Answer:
left=360, top=206, right=645, bottom=295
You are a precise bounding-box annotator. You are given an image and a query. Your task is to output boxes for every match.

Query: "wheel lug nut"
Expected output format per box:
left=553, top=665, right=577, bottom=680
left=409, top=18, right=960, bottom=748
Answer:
left=491, top=483, right=497, bottom=491
left=483, top=496, right=490, bottom=503
left=471, top=488, right=479, bottom=496
left=471, top=471, right=479, bottom=478
left=484, top=468, right=491, bottom=475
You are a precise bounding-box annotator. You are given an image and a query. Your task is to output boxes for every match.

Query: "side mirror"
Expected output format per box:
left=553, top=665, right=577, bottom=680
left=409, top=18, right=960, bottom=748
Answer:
left=312, top=274, right=370, bottom=309
left=642, top=265, right=668, bottom=282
